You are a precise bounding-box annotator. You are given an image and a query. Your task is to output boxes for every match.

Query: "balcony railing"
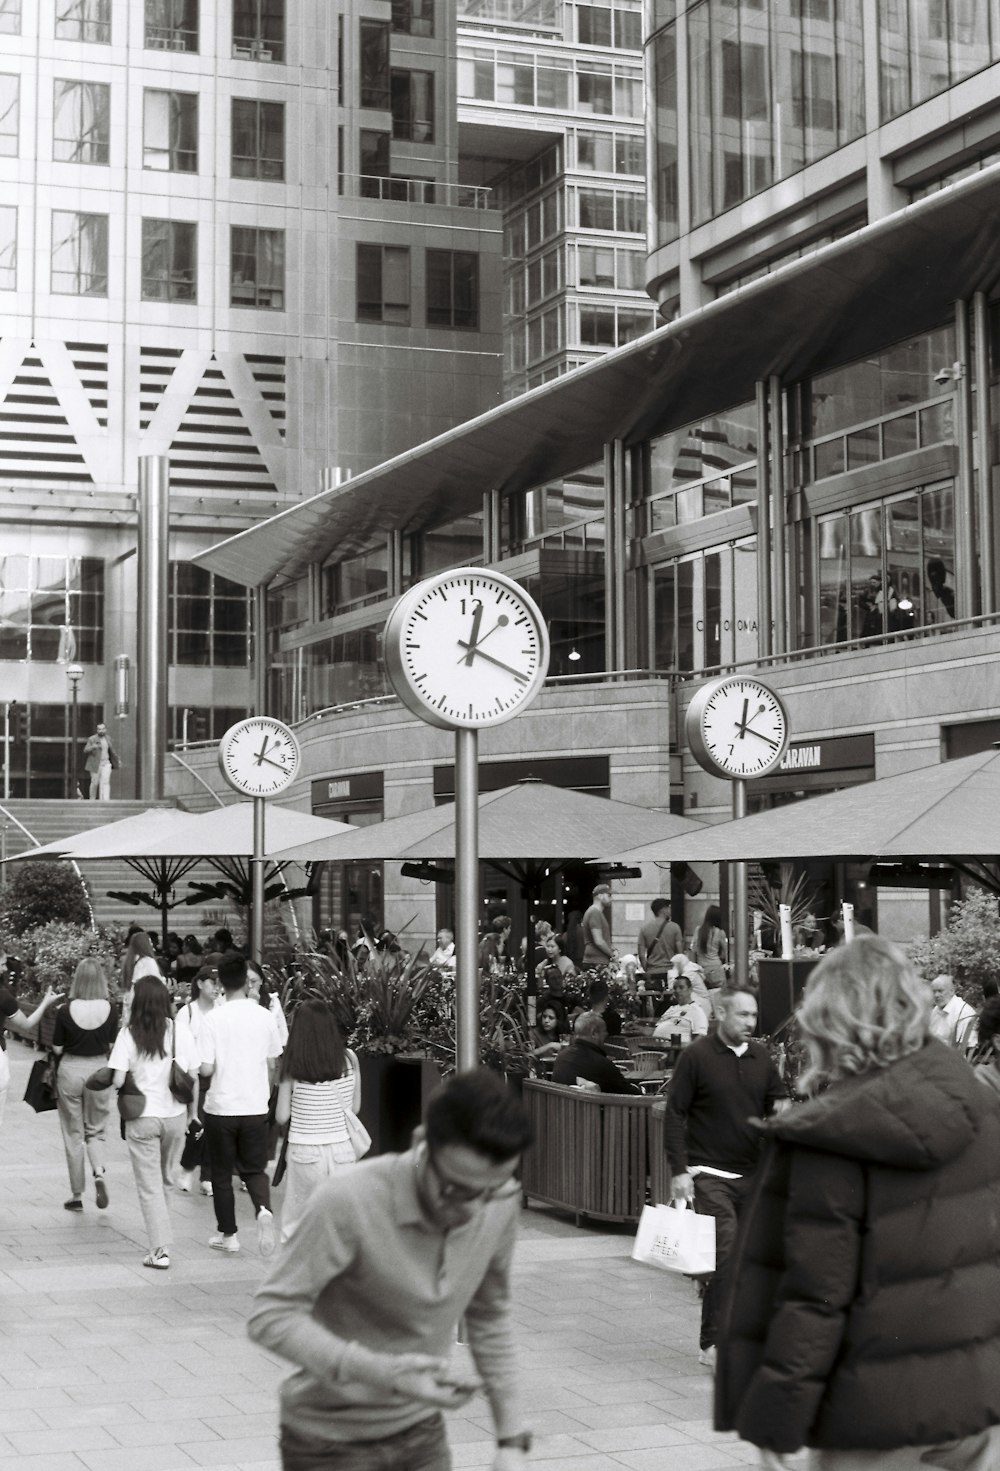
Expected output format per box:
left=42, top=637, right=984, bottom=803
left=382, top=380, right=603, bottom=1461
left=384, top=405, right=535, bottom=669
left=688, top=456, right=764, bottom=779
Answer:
left=457, top=0, right=562, bottom=30
left=354, top=174, right=492, bottom=209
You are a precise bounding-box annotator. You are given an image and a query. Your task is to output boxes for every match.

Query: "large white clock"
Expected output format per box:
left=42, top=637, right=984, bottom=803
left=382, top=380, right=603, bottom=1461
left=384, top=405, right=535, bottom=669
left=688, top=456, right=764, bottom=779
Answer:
left=383, top=568, right=550, bottom=730
left=218, top=716, right=301, bottom=798
left=685, top=676, right=790, bottom=780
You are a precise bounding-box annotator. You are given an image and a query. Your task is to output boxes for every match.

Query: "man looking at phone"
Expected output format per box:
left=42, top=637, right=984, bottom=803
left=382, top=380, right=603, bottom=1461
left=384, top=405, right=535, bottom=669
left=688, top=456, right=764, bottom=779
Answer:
left=248, top=1068, right=534, bottom=1470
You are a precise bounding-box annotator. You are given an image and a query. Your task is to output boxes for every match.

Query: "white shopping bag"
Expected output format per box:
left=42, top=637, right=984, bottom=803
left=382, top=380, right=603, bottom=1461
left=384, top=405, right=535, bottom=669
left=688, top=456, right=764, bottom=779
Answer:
left=631, top=1200, right=716, bottom=1276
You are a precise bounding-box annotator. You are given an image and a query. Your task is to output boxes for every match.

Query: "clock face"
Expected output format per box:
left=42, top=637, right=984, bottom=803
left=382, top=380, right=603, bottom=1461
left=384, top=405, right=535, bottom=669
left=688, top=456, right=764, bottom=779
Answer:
left=384, top=568, right=550, bottom=729
left=218, top=717, right=301, bottom=798
left=686, top=677, right=789, bottom=779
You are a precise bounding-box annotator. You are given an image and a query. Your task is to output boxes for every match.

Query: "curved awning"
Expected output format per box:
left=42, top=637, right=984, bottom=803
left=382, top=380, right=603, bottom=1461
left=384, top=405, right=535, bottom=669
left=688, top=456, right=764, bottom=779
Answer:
left=195, top=166, right=1000, bottom=588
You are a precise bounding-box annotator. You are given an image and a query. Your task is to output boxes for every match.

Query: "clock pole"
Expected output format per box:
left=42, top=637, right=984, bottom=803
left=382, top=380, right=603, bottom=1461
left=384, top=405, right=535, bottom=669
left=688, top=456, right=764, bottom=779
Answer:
left=252, top=794, right=265, bottom=963
left=454, top=728, right=480, bottom=1072
left=732, top=778, right=749, bottom=985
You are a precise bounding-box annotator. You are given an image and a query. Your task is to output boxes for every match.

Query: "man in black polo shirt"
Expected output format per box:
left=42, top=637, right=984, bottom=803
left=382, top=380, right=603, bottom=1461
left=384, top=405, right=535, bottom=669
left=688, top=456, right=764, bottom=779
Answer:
left=664, top=988, right=786, bottom=1368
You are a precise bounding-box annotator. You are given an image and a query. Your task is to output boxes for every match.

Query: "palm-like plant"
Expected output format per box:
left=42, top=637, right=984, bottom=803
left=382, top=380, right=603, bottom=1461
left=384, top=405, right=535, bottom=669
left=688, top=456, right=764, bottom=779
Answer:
left=749, top=865, right=823, bottom=952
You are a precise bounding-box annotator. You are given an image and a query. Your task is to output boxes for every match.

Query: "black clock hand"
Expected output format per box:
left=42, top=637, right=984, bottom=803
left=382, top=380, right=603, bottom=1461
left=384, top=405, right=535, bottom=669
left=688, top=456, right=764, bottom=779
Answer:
left=736, top=697, right=749, bottom=738
left=455, top=614, right=510, bottom=664
left=255, top=738, right=270, bottom=766
left=456, top=640, right=528, bottom=682
left=742, top=724, right=779, bottom=748
left=463, top=604, right=484, bottom=666
left=257, top=753, right=290, bottom=770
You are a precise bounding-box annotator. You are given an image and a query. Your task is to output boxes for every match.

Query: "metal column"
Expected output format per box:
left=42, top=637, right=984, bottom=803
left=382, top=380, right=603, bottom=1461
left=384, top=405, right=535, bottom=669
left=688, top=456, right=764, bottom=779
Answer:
left=603, top=440, right=627, bottom=675
left=251, top=796, right=265, bottom=964
left=136, top=455, right=169, bottom=800
left=955, top=302, right=977, bottom=619
left=755, top=381, right=773, bottom=658
left=454, top=727, right=480, bottom=1072
left=974, top=292, right=995, bottom=614
left=732, top=779, right=749, bottom=984
left=254, top=585, right=267, bottom=716
left=769, top=377, right=787, bottom=655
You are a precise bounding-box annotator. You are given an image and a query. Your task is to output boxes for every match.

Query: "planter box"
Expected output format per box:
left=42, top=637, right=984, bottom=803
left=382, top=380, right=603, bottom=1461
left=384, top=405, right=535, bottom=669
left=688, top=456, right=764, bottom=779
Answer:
left=757, top=958, right=817, bottom=1035
left=357, top=1053, right=442, bottom=1157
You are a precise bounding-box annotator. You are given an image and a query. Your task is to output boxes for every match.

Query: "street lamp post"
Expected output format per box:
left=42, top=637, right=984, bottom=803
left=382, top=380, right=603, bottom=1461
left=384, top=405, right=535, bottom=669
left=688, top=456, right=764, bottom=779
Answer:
left=66, top=663, right=84, bottom=799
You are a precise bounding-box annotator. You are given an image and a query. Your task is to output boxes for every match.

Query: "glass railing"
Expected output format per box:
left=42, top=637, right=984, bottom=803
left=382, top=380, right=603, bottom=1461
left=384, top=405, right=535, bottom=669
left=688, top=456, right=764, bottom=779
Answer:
left=354, top=175, right=492, bottom=209
left=457, top=0, right=562, bottom=28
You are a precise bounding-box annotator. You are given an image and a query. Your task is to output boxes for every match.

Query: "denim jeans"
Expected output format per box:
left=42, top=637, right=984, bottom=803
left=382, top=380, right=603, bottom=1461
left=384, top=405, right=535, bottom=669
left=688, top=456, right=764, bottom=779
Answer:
left=693, top=1170, right=755, bottom=1350
left=280, top=1414, right=450, bottom=1471
left=203, top=1111, right=270, bottom=1236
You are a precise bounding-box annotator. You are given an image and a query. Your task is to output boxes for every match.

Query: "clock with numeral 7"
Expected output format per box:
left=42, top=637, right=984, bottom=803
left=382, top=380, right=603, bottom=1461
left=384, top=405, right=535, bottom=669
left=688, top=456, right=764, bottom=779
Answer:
left=218, top=716, right=301, bottom=798
left=383, top=568, right=550, bottom=730
left=685, top=676, right=790, bottom=779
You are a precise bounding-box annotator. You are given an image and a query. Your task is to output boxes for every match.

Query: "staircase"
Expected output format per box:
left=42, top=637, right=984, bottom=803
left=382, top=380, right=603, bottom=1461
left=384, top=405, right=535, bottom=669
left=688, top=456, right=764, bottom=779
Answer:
left=0, top=799, right=228, bottom=937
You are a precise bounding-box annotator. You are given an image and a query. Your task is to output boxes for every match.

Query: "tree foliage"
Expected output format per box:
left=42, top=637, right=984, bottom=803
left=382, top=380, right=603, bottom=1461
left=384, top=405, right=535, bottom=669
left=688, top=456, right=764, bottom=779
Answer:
left=0, top=862, right=91, bottom=936
left=909, top=887, right=1000, bottom=1003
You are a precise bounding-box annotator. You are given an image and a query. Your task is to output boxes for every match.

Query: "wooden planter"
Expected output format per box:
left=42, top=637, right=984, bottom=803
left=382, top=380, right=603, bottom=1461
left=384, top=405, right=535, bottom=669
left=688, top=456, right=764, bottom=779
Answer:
left=357, top=1053, right=443, bottom=1157
left=756, top=958, right=817, bottom=1035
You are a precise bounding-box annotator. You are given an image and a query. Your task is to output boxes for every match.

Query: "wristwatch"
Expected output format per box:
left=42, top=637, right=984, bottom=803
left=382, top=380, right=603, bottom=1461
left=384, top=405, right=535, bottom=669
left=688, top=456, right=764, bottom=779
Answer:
left=497, top=1432, right=533, bottom=1452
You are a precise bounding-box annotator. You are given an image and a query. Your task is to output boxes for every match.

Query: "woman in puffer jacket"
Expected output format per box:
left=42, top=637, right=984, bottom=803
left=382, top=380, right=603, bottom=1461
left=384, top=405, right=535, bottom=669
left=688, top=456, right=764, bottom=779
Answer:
left=715, top=934, right=1000, bottom=1471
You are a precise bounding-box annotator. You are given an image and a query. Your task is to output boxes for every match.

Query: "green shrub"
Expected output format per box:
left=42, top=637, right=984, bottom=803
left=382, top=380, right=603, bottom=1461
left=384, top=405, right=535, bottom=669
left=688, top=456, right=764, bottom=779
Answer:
left=909, top=887, right=1000, bottom=1005
left=18, top=922, right=120, bottom=996
left=0, top=862, right=91, bottom=936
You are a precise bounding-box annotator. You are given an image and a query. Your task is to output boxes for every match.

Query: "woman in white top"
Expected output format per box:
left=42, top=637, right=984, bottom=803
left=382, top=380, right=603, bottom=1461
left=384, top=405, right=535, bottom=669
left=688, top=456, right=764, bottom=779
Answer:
left=275, top=1001, right=360, bottom=1243
left=174, top=966, right=220, bottom=1196
left=119, top=931, right=165, bottom=1029
left=247, top=963, right=289, bottom=1048
left=109, top=976, right=200, bottom=1270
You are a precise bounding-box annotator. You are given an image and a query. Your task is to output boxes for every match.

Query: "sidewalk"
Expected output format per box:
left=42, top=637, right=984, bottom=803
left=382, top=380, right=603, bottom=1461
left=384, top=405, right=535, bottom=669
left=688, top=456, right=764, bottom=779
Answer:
left=0, top=1043, right=767, bottom=1471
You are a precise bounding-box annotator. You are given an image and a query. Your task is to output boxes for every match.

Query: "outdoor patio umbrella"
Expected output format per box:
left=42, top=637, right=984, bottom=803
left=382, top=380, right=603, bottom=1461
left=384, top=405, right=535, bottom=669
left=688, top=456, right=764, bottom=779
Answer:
left=601, top=747, right=1000, bottom=891
left=270, top=779, right=704, bottom=873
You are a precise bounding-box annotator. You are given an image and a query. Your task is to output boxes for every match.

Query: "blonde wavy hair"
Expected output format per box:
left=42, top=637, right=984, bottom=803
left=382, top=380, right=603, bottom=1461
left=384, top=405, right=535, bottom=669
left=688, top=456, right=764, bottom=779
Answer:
left=69, top=958, right=109, bottom=1000
left=797, top=935, right=931, bottom=1095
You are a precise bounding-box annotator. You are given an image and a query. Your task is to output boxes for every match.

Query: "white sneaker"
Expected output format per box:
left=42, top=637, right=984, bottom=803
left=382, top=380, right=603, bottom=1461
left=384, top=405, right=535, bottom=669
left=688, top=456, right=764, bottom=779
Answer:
left=208, top=1233, right=240, bottom=1254
left=256, top=1207, right=276, bottom=1258
left=177, top=1171, right=194, bottom=1193
left=698, top=1346, right=717, bottom=1369
left=199, top=1181, right=213, bottom=1197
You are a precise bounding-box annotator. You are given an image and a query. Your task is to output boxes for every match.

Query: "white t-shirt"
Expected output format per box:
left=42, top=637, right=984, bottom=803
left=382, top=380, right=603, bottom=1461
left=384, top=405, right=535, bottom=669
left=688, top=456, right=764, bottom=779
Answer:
left=654, top=1001, right=709, bottom=1044
left=108, top=1019, right=201, bottom=1120
left=200, top=997, right=282, bottom=1116
left=174, top=996, right=220, bottom=1052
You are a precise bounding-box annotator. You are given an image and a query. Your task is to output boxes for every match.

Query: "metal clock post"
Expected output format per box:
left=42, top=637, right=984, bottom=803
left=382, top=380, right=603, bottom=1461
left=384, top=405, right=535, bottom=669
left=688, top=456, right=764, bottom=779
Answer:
left=384, top=568, right=550, bottom=1072
left=685, top=677, right=790, bottom=985
left=218, top=717, right=302, bottom=962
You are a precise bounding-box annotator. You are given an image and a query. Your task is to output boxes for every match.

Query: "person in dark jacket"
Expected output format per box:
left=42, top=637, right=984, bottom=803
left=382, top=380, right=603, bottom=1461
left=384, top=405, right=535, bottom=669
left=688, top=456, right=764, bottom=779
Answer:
left=551, top=1012, right=639, bottom=1094
left=716, top=935, right=1000, bottom=1470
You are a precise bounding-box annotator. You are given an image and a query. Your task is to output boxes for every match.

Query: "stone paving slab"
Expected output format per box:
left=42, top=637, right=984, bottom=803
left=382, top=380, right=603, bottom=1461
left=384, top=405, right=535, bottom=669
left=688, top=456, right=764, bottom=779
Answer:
left=0, top=1041, right=773, bottom=1469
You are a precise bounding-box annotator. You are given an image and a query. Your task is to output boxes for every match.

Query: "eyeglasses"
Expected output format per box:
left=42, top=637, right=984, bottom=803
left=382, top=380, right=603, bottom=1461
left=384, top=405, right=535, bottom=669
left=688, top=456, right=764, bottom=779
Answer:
left=426, top=1149, right=520, bottom=1206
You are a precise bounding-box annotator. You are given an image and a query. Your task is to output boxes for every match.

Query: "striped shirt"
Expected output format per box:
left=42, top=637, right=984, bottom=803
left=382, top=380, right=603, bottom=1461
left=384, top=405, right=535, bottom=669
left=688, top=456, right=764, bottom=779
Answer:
left=288, top=1055, right=357, bottom=1146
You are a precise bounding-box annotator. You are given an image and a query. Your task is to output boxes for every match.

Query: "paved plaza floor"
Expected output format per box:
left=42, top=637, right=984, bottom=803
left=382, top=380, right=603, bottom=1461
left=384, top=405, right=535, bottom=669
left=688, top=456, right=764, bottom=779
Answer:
left=0, top=1043, right=779, bottom=1471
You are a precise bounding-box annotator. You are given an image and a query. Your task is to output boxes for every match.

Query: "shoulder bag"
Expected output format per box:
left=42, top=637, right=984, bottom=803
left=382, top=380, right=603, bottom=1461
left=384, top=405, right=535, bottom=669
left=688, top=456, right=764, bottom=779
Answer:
left=117, top=1070, right=147, bottom=1120
left=342, top=1050, right=371, bottom=1160
left=168, top=1018, right=196, bottom=1105
left=24, top=1052, right=59, bottom=1113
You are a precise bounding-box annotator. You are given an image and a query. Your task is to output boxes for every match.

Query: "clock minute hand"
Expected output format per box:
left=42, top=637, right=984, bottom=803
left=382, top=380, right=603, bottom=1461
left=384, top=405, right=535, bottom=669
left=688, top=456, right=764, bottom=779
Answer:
left=743, top=723, right=779, bottom=748
left=455, top=614, right=509, bottom=665
left=456, top=640, right=527, bottom=682
left=257, top=753, right=290, bottom=771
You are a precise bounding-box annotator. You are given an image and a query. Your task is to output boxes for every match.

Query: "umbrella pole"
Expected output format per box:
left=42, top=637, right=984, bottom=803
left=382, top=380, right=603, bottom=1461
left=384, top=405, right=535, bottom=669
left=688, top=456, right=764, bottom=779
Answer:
left=455, top=728, right=479, bottom=1071
left=732, top=779, right=749, bottom=984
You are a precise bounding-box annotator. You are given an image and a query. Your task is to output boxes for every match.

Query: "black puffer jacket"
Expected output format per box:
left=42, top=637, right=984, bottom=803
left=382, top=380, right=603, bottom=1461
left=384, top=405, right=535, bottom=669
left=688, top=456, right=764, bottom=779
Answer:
left=715, top=1039, right=1000, bottom=1453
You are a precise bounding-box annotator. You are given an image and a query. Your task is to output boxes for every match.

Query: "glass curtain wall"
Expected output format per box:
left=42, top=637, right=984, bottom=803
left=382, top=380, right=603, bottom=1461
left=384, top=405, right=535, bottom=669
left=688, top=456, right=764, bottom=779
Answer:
left=879, top=0, right=998, bottom=120
left=683, top=0, right=864, bottom=226
left=652, top=540, right=758, bottom=672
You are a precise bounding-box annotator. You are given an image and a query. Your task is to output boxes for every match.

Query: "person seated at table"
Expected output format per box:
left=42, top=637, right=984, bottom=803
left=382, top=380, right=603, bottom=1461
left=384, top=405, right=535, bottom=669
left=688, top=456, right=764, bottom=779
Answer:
left=653, top=974, right=708, bottom=1047
left=669, top=954, right=712, bottom=1020
left=552, top=1011, right=640, bottom=1095
left=587, top=978, right=623, bottom=1039
left=528, top=1004, right=568, bottom=1064
left=535, top=934, right=577, bottom=987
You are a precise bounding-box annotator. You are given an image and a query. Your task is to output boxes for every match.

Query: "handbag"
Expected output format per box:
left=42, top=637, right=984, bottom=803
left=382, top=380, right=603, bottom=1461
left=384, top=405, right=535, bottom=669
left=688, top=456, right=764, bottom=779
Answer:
left=631, top=1200, right=716, bottom=1276
left=271, top=1129, right=290, bottom=1188
left=167, top=1018, right=196, bottom=1105
left=24, top=1053, right=59, bottom=1113
left=343, top=1107, right=371, bottom=1160
left=117, top=1070, right=146, bottom=1121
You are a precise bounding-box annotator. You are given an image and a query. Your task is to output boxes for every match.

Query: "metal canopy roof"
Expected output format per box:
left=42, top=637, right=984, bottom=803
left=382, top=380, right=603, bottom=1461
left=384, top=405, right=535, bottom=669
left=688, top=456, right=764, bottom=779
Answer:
left=196, top=167, right=1000, bottom=589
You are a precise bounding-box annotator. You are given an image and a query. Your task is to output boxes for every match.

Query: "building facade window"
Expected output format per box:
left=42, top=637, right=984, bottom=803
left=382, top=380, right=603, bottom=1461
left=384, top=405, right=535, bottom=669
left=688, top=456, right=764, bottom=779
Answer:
left=231, top=98, right=284, bottom=179
left=817, top=483, right=956, bottom=644
left=0, top=204, right=14, bottom=289
left=360, top=21, right=391, bottom=109
left=323, top=545, right=389, bottom=614
left=880, top=0, right=998, bottom=121
left=144, top=0, right=198, bottom=52
left=51, top=211, right=108, bottom=296
left=233, top=0, right=284, bottom=61
left=390, top=69, right=434, bottom=142
left=392, top=0, right=433, bottom=37
left=653, top=540, right=758, bottom=673
left=169, top=706, right=251, bottom=746
left=678, top=0, right=864, bottom=227
left=651, top=26, right=678, bottom=243
left=426, top=249, right=478, bottom=329
left=141, top=218, right=197, bottom=301
left=53, top=79, right=110, bottom=164
left=143, top=89, right=198, bottom=172
left=0, top=74, right=18, bottom=157
left=168, top=563, right=250, bottom=667
left=55, top=0, right=111, bottom=42
left=647, top=402, right=758, bottom=528
left=0, top=0, right=20, bottom=34
left=359, top=128, right=390, bottom=193
left=356, top=243, right=410, bottom=324
left=230, top=226, right=284, bottom=308
left=0, top=555, right=104, bottom=664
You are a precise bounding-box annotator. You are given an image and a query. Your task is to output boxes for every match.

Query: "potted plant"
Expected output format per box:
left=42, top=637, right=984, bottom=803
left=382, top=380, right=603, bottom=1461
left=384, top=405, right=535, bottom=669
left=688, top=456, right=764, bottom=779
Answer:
left=750, top=865, right=825, bottom=1035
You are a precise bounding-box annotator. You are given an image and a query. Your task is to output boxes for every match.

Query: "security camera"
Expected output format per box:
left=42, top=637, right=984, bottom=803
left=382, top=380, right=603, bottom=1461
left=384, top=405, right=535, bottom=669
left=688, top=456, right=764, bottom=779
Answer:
left=934, top=368, right=952, bottom=385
